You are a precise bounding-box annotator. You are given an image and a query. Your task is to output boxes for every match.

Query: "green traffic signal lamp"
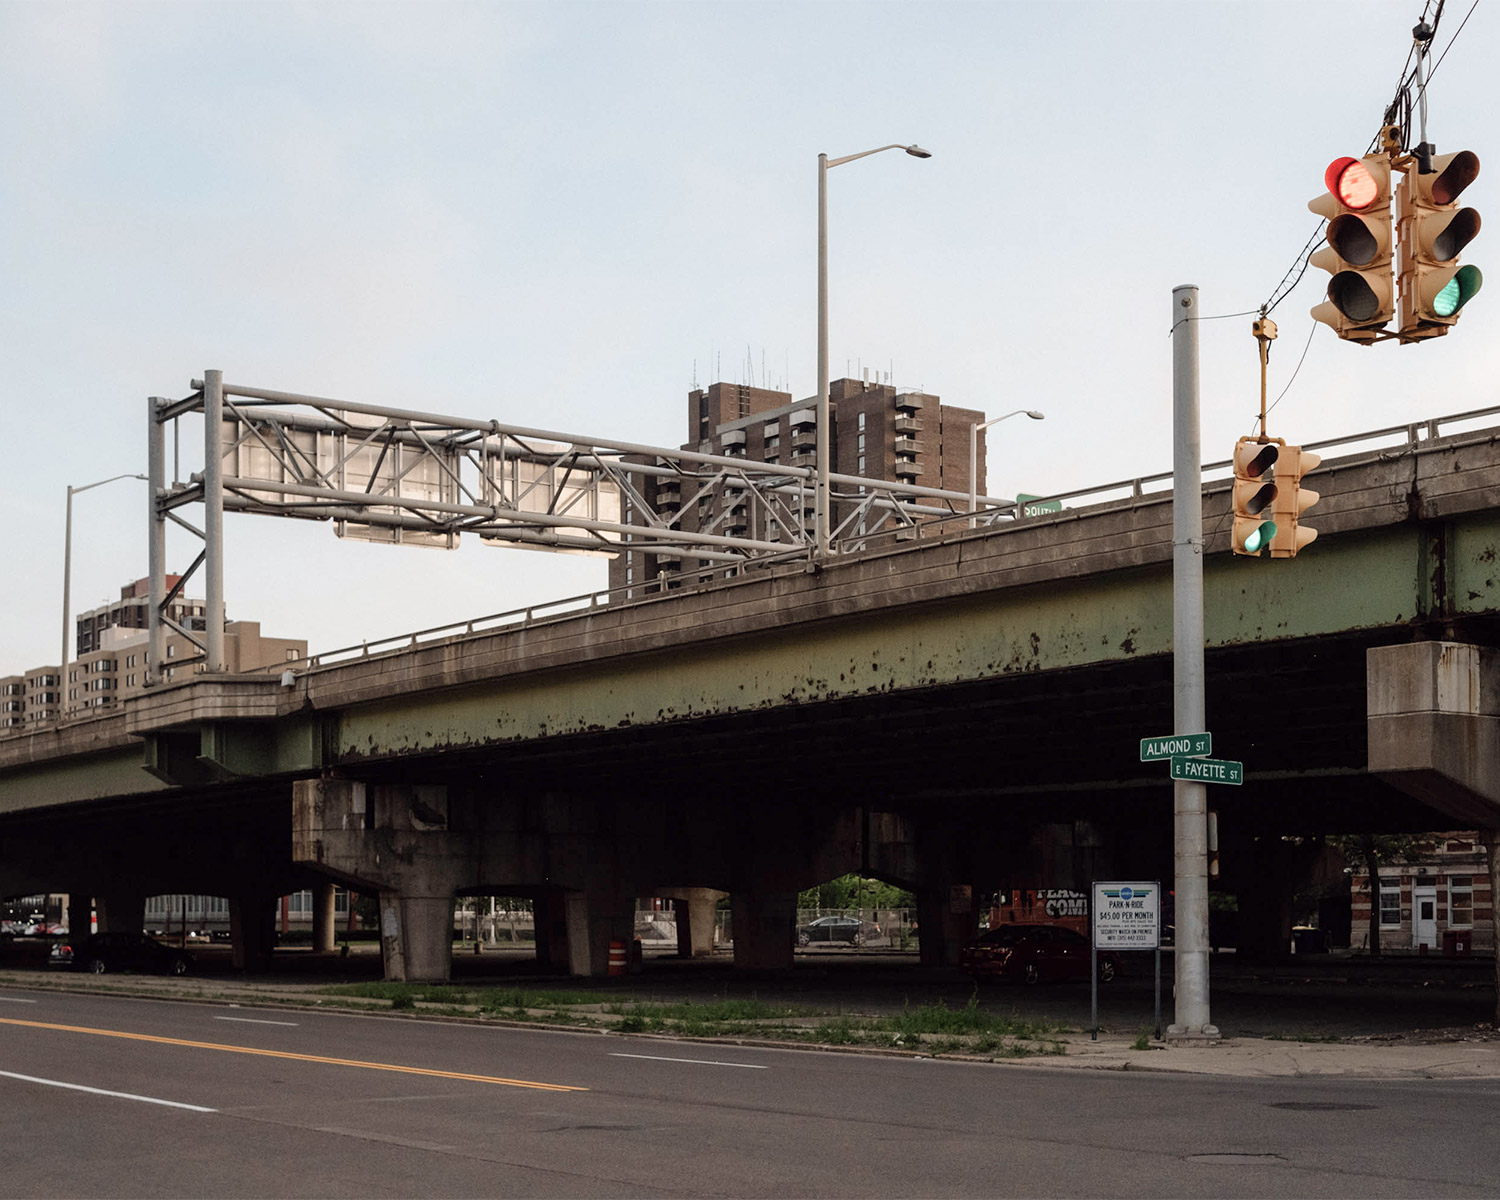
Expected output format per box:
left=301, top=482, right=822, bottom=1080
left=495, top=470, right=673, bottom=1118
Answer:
left=1431, top=263, right=1483, bottom=318
left=1231, top=437, right=1280, bottom=557
left=1398, top=149, right=1482, bottom=339
left=1241, top=517, right=1277, bottom=555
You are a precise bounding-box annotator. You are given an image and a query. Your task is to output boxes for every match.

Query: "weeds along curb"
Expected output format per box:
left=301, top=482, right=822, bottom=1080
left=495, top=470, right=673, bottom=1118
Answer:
left=0, top=971, right=1068, bottom=1064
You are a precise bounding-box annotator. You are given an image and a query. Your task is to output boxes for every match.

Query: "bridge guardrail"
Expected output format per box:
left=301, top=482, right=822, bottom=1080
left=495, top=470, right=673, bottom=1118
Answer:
left=224, top=400, right=1500, bottom=678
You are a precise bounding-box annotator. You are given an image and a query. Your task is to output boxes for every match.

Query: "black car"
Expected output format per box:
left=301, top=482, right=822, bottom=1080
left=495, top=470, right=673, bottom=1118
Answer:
left=70, top=932, right=194, bottom=976
left=796, top=915, right=867, bottom=947
left=958, top=923, right=1117, bottom=985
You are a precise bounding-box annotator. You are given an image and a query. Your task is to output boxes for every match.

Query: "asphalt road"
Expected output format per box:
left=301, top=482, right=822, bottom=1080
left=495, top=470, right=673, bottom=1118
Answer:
left=3, top=987, right=1498, bottom=1198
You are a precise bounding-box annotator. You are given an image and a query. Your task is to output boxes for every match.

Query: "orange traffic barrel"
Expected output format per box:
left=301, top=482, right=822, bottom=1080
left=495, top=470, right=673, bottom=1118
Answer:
left=608, top=939, right=627, bottom=976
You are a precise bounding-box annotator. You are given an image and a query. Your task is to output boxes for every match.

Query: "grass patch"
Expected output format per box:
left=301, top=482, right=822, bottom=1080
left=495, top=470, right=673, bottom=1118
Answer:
left=479, top=986, right=598, bottom=1010
left=811, top=1015, right=866, bottom=1045
left=604, top=997, right=804, bottom=1023
left=1131, top=1032, right=1152, bottom=1051
left=886, top=994, right=1062, bottom=1041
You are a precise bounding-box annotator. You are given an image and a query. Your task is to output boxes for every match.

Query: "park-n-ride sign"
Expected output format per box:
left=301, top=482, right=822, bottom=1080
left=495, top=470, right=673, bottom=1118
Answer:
left=1092, top=881, right=1161, bottom=950
left=1139, top=732, right=1211, bottom=762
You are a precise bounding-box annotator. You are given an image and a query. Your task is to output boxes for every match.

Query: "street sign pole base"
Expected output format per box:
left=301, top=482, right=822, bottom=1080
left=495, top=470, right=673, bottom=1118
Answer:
left=1165, top=1024, right=1222, bottom=1044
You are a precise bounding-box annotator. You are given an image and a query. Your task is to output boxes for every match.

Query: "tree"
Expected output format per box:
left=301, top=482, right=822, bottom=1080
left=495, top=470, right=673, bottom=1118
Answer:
left=1330, top=833, right=1435, bottom=960
left=798, top=874, right=913, bottom=913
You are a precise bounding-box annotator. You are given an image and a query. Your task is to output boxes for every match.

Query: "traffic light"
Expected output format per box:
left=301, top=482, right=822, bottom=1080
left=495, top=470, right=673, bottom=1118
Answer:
left=1398, top=150, right=1482, bottom=339
left=1308, top=154, right=1395, bottom=342
left=1232, top=437, right=1278, bottom=557
left=1269, top=444, right=1320, bottom=558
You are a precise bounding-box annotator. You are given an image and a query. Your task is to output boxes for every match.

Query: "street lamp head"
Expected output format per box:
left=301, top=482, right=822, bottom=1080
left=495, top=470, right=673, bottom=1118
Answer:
left=905, top=145, right=932, bottom=159
left=1025, top=411, right=1045, bottom=420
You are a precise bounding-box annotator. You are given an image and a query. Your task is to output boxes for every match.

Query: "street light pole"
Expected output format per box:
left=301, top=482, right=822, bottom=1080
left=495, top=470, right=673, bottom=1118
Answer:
left=61, top=473, right=148, bottom=719
left=816, top=142, right=931, bottom=561
left=968, top=409, right=1046, bottom=518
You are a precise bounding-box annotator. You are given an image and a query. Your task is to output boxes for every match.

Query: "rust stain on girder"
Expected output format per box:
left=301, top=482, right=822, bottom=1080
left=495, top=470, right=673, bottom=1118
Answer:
left=329, top=527, right=1454, bottom=765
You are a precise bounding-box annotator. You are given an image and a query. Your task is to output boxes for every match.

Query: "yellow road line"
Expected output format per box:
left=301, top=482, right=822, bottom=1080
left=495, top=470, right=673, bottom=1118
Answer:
left=0, top=1017, right=587, bottom=1092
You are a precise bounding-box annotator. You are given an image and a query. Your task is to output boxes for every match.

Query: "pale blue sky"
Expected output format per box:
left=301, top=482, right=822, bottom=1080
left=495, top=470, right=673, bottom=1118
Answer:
left=2, top=0, right=1493, bottom=671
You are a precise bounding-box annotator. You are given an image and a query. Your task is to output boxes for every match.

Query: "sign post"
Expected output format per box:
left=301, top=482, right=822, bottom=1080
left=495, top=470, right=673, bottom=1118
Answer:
left=1091, top=881, right=1162, bottom=1040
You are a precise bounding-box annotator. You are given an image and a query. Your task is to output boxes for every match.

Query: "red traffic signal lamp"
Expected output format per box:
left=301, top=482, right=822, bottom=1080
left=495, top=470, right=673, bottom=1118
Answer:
left=1268, top=444, right=1320, bottom=558
left=1232, top=438, right=1278, bottom=556
left=1309, top=155, right=1395, bottom=342
left=1398, top=149, right=1483, bottom=340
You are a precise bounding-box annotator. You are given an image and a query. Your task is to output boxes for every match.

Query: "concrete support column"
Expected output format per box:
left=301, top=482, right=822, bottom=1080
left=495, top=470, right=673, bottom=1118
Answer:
left=558, top=887, right=636, bottom=977
left=229, top=894, right=276, bottom=973
left=730, top=890, right=796, bottom=970
left=673, top=896, right=725, bottom=959
left=378, top=890, right=454, bottom=983
left=1236, top=871, right=1294, bottom=961
left=916, top=883, right=975, bottom=968
left=656, top=887, right=725, bottom=957
left=311, top=880, right=337, bottom=953
left=66, top=894, right=93, bottom=941
left=533, top=889, right=572, bottom=971
left=96, top=890, right=145, bottom=935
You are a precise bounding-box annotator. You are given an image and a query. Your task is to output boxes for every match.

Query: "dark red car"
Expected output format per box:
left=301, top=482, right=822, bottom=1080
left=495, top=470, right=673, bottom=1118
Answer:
left=959, top=923, right=1117, bottom=985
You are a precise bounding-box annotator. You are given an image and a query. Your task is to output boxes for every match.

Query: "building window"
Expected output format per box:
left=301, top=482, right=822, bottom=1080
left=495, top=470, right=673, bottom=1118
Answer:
left=1449, top=876, right=1473, bottom=927
left=1379, top=878, right=1401, bottom=927
left=167, top=645, right=176, bottom=658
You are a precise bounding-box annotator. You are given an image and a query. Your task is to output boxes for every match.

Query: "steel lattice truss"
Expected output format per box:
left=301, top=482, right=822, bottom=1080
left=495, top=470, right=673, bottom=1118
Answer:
left=160, top=380, right=1014, bottom=570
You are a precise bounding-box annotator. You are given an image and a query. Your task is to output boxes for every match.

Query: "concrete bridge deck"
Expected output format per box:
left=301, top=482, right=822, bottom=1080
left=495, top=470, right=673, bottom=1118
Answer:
left=5, top=422, right=1500, bottom=980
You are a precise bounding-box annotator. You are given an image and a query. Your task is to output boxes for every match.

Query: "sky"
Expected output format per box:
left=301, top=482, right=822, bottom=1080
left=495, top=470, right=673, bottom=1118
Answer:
left=1, top=0, right=1494, bottom=675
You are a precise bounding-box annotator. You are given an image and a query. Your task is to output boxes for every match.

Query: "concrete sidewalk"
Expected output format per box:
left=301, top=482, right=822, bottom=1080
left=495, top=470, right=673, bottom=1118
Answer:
left=1036, top=1029, right=1500, bottom=1080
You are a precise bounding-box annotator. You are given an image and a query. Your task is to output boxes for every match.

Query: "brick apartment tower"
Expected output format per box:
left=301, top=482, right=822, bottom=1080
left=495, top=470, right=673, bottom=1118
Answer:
left=610, top=379, right=985, bottom=596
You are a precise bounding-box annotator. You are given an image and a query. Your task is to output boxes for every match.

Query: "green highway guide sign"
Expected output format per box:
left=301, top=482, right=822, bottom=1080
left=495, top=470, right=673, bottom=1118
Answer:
left=1139, top=732, right=1211, bottom=762
left=1169, top=755, right=1243, bottom=786
left=1016, top=492, right=1063, bottom=517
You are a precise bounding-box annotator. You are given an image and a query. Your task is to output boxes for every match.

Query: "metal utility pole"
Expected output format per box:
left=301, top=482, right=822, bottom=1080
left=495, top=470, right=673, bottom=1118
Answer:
left=203, top=369, right=226, bottom=673
left=816, top=143, right=931, bottom=561
left=1168, top=284, right=1217, bottom=1040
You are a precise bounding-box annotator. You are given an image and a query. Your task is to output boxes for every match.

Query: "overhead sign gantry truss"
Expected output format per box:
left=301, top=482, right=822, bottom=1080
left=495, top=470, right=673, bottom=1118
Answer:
left=145, top=372, right=1023, bottom=681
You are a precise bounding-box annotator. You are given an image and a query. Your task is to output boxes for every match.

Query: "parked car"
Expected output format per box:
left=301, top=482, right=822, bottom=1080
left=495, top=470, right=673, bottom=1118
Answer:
left=69, top=932, right=194, bottom=976
left=959, top=923, right=1117, bottom=985
left=796, top=915, right=867, bottom=947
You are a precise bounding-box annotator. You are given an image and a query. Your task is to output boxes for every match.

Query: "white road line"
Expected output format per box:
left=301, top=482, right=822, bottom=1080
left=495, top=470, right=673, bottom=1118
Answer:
left=0, top=997, right=39, bottom=1004
left=214, top=1016, right=299, bottom=1026
left=0, top=1069, right=217, bottom=1112
left=609, top=1052, right=767, bottom=1069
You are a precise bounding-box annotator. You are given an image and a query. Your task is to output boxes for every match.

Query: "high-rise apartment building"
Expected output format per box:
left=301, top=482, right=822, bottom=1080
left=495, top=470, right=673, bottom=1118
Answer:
left=610, top=378, right=985, bottom=595
left=74, top=574, right=201, bottom=656
left=1, top=576, right=307, bottom=731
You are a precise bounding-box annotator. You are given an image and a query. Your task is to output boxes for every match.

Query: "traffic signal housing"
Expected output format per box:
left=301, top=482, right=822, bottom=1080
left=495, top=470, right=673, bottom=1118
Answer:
left=1309, top=155, right=1395, bottom=342
left=1232, top=438, right=1279, bottom=557
left=1268, top=444, right=1320, bottom=558
left=1398, top=149, right=1482, bottom=339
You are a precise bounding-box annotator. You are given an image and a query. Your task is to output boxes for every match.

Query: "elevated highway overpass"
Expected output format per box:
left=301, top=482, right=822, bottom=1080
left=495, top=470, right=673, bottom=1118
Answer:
left=6, top=415, right=1500, bottom=979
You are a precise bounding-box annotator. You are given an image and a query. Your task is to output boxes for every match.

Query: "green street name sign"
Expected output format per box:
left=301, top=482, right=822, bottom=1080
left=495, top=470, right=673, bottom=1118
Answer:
left=1017, top=492, right=1063, bottom=517
left=1169, top=755, right=1243, bottom=786
left=1139, top=732, right=1211, bottom=762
